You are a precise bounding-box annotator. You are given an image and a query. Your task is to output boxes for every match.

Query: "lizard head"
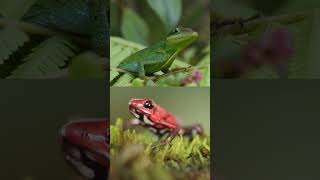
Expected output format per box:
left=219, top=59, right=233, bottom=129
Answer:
left=166, top=27, right=199, bottom=48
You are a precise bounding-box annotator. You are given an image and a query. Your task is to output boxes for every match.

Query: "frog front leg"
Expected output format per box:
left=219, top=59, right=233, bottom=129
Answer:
left=123, top=118, right=143, bottom=130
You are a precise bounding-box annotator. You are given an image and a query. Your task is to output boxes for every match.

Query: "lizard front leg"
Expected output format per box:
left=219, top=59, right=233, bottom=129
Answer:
left=137, top=62, right=146, bottom=78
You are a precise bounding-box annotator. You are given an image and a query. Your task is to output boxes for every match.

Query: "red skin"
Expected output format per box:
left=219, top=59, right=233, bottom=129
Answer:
left=129, top=98, right=178, bottom=129
left=128, top=98, right=203, bottom=137
left=60, top=118, right=109, bottom=180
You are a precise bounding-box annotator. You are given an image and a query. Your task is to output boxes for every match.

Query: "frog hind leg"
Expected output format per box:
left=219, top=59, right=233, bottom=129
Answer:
left=180, top=124, right=204, bottom=137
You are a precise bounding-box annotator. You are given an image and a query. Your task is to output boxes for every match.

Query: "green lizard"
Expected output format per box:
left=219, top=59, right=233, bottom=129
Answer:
left=117, top=27, right=199, bottom=78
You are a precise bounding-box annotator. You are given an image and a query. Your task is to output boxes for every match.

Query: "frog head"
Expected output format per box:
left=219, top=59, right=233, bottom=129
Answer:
left=129, top=98, right=155, bottom=120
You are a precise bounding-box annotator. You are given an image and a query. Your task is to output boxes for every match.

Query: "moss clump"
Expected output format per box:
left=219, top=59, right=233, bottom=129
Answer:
left=110, top=118, right=210, bottom=180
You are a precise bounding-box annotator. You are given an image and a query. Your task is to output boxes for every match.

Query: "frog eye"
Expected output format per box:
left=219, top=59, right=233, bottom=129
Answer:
left=173, top=28, right=180, bottom=34
left=143, top=100, right=154, bottom=109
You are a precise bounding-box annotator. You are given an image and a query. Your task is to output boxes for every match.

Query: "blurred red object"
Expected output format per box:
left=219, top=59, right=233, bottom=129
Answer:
left=59, top=118, right=109, bottom=180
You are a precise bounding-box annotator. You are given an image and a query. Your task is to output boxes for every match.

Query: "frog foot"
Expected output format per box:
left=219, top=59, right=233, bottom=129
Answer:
left=150, top=136, right=175, bottom=152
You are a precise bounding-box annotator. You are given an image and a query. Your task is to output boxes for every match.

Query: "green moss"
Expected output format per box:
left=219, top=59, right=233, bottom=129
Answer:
left=110, top=118, right=210, bottom=180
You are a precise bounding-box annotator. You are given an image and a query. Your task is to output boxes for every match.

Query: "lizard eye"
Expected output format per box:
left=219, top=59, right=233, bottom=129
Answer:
left=143, top=101, right=154, bottom=109
left=168, top=28, right=181, bottom=36
left=173, top=28, right=180, bottom=34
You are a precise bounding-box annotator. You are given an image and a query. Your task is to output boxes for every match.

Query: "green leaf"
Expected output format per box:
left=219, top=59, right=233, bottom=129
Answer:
left=199, top=46, right=210, bottom=86
left=121, top=8, right=149, bottom=45
left=146, top=0, right=181, bottom=32
left=198, top=45, right=210, bottom=66
left=110, top=36, right=144, bottom=84
left=113, top=73, right=133, bottom=86
left=22, top=0, right=91, bottom=35
left=0, top=0, right=37, bottom=19
left=68, top=52, right=104, bottom=79
left=9, top=36, right=78, bottom=78
left=131, top=78, right=145, bottom=87
left=110, top=36, right=145, bottom=68
left=0, top=27, right=29, bottom=63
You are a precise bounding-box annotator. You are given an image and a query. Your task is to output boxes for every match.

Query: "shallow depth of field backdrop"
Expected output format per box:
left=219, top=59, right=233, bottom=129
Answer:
left=110, top=0, right=210, bottom=86
left=110, top=88, right=210, bottom=132
left=212, top=0, right=320, bottom=78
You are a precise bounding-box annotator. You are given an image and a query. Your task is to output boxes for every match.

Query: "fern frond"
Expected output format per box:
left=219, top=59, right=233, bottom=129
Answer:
left=9, top=36, right=78, bottom=78
left=0, top=27, right=29, bottom=63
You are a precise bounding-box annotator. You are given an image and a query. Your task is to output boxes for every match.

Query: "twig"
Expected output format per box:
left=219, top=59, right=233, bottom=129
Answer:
left=213, top=11, right=311, bottom=36
left=111, top=65, right=208, bottom=81
left=150, top=65, right=207, bottom=81
left=0, top=18, right=90, bottom=47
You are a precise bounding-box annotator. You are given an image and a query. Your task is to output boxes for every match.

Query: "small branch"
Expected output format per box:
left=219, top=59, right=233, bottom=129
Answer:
left=213, top=11, right=311, bottom=36
left=111, top=65, right=208, bottom=82
left=150, top=65, right=207, bottom=81
left=0, top=18, right=90, bottom=47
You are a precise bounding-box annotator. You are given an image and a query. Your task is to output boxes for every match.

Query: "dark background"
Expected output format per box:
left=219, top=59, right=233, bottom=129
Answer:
left=0, top=80, right=107, bottom=179
left=213, top=80, right=320, bottom=180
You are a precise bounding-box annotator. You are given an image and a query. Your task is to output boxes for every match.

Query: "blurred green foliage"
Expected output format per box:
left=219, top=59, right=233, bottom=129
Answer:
left=111, top=0, right=209, bottom=45
left=211, top=0, right=320, bottom=78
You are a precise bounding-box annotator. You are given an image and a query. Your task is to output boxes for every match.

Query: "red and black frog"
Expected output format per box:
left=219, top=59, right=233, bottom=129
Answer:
left=128, top=98, right=203, bottom=141
left=59, top=118, right=109, bottom=180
